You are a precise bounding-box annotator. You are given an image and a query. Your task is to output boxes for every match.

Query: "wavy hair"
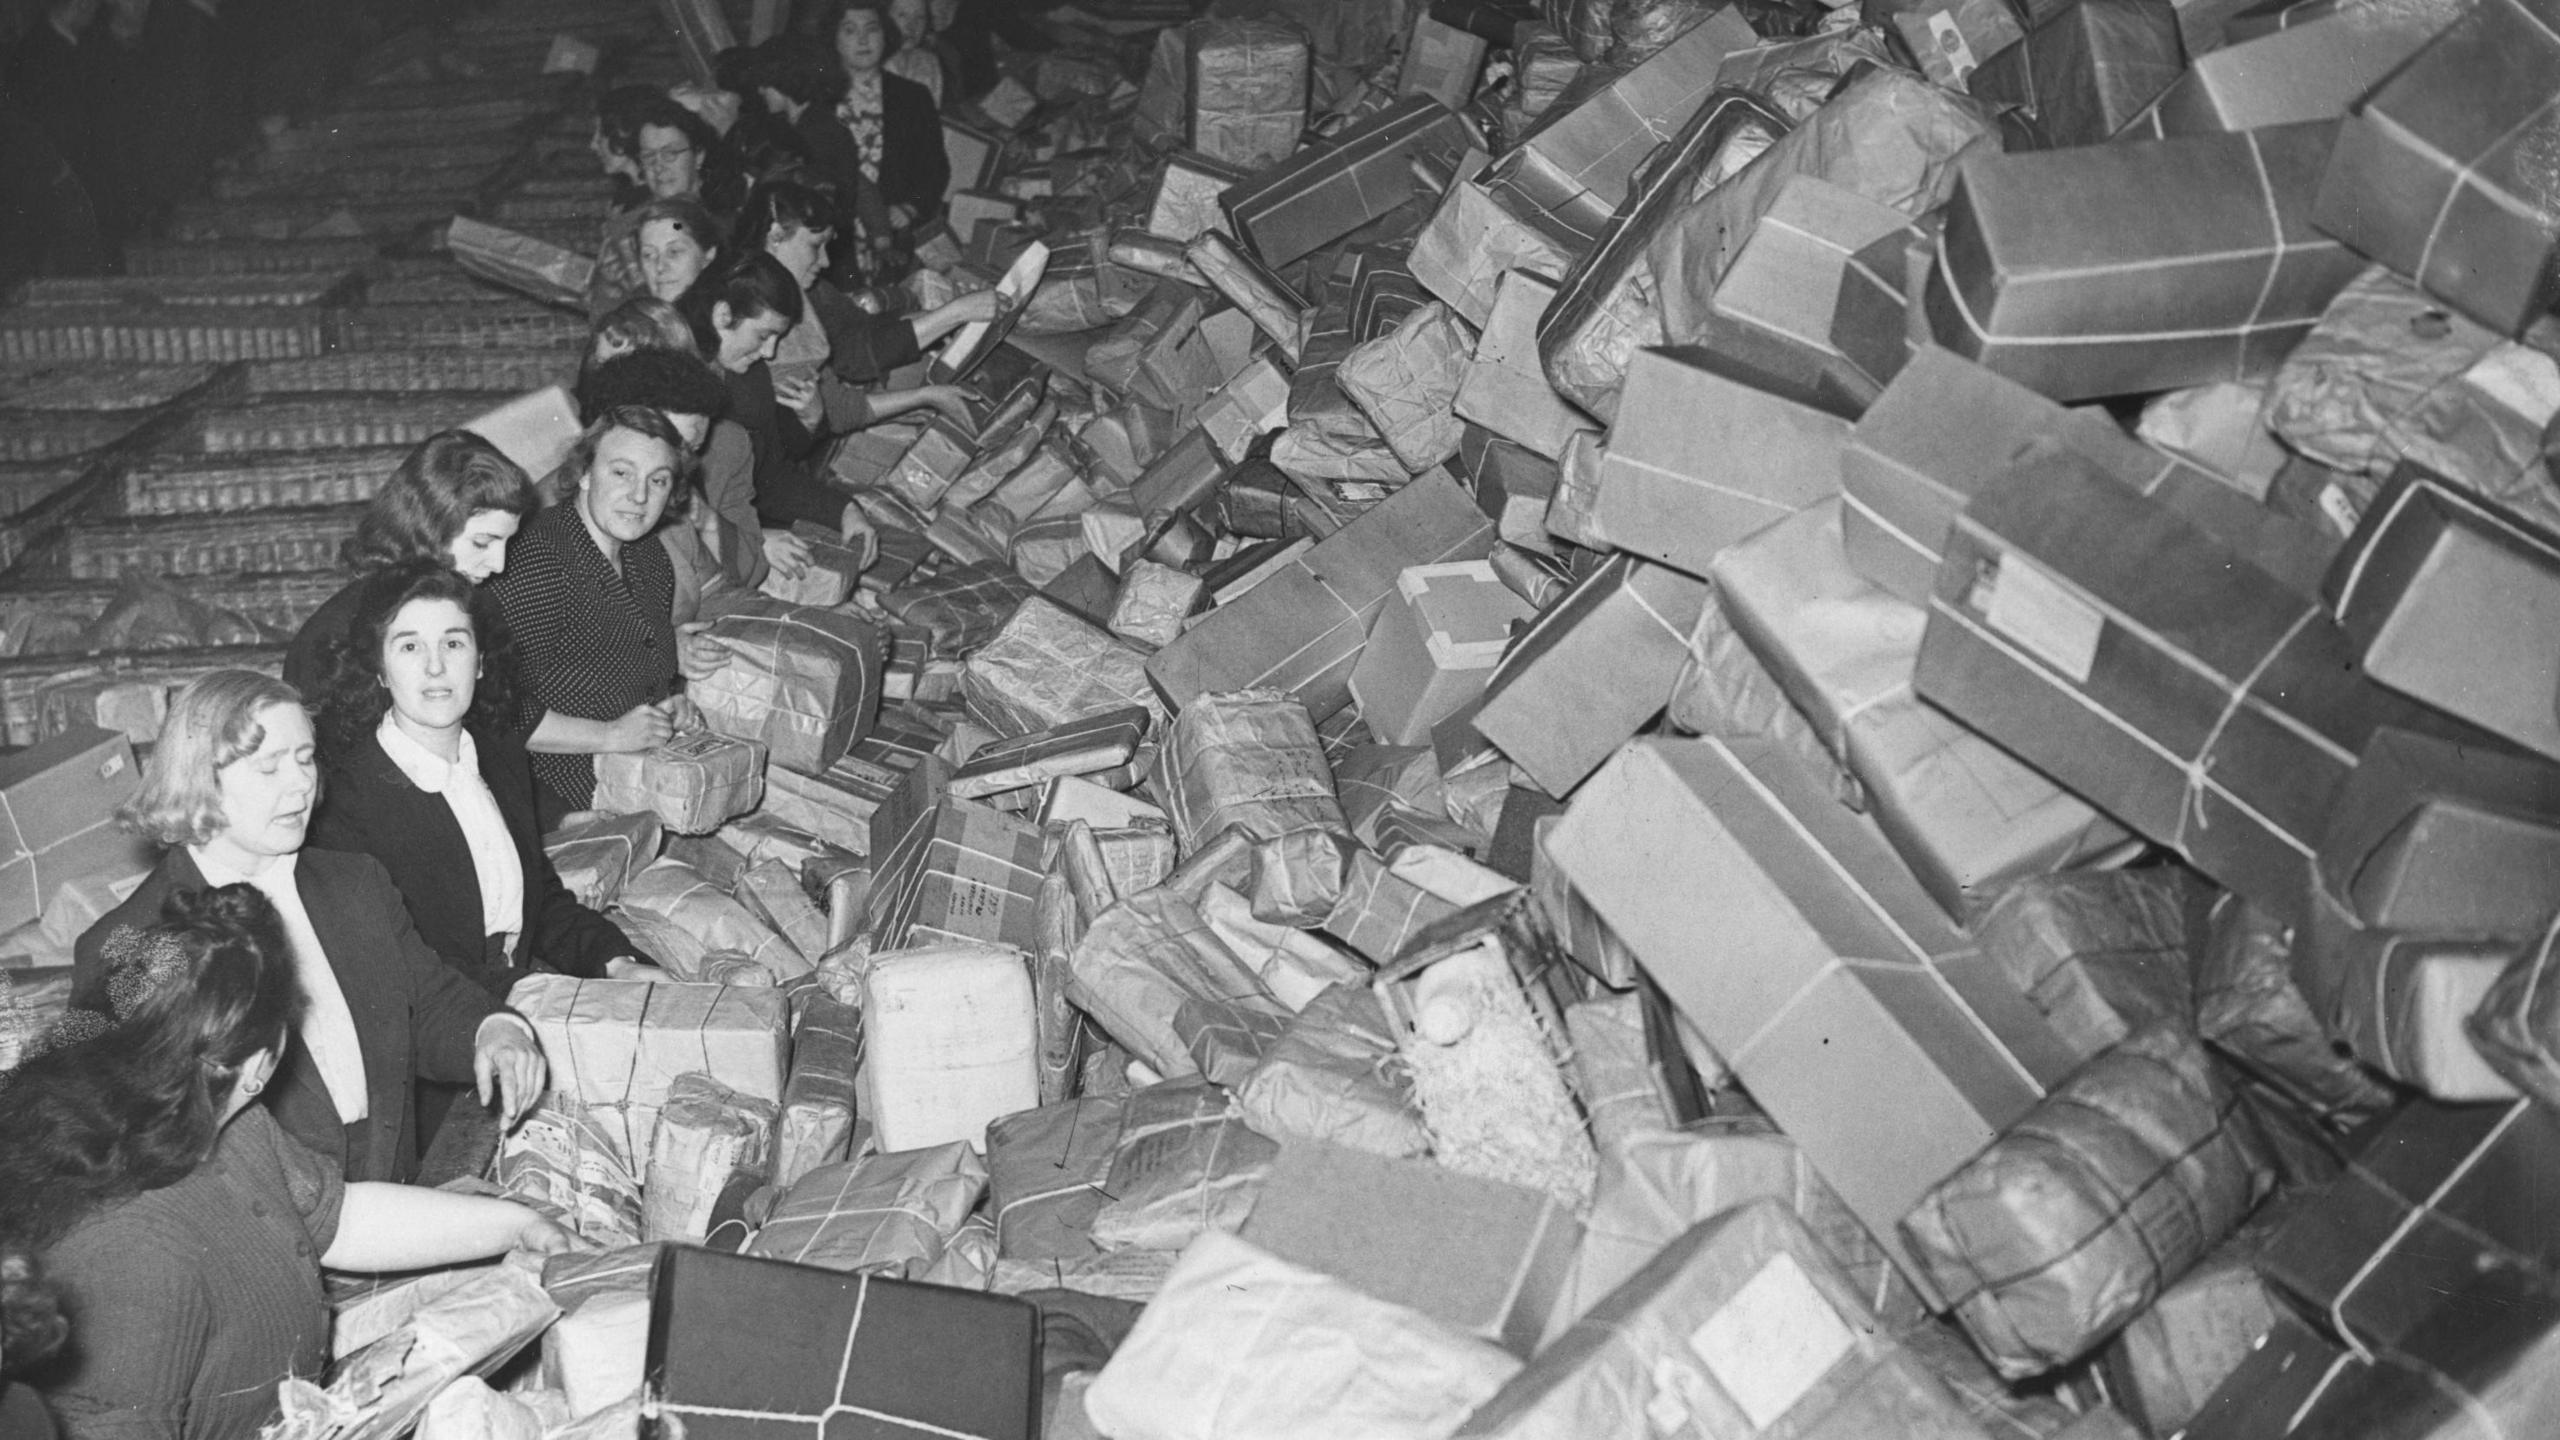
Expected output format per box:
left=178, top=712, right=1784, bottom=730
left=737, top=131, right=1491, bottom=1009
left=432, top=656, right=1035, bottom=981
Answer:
left=121, top=671, right=307, bottom=849
left=317, top=561, right=521, bottom=759
left=587, top=296, right=701, bottom=367
left=0, top=885, right=303, bottom=1255
left=343, top=431, right=539, bottom=571
left=676, top=251, right=805, bottom=356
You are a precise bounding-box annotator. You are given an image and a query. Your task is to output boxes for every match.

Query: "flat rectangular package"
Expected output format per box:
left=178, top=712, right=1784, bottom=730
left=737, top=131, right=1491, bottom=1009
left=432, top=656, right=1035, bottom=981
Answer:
left=2311, top=0, right=2560, bottom=335
left=858, top=944, right=1041, bottom=1152
left=1926, top=121, right=2364, bottom=401
left=646, top=1247, right=1040, bottom=1440
left=0, top=726, right=154, bottom=936
left=1219, top=96, right=1479, bottom=270
left=1546, top=736, right=2078, bottom=1305
left=1470, top=555, right=1713, bottom=799
left=1596, top=345, right=1858, bottom=580
left=1148, top=468, right=1495, bottom=720
left=2323, top=469, right=2560, bottom=764
left=591, top=733, right=766, bottom=837
left=1454, top=270, right=1590, bottom=460
left=864, top=768, right=1046, bottom=953
left=1712, top=502, right=2126, bottom=916
left=1708, top=177, right=1912, bottom=389
left=2118, top=5, right=2451, bottom=139
left=1913, top=448, right=2434, bottom=926
left=2315, top=725, right=2560, bottom=936
left=961, top=595, right=1163, bottom=737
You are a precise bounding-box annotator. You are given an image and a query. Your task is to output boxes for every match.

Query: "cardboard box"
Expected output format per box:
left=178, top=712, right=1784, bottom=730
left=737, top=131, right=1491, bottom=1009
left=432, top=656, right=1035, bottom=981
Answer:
left=1712, top=502, right=2127, bottom=916
left=2118, top=6, right=2450, bottom=139
left=0, top=726, right=152, bottom=936
left=2241, top=1268, right=2560, bottom=1440
left=2298, top=893, right=2520, bottom=1101
left=1456, top=1201, right=1985, bottom=1440
left=1221, top=96, right=1478, bottom=269
left=1339, top=301, right=1473, bottom=473
left=1888, top=0, right=2024, bottom=90
left=690, top=601, right=885, bottom=779
left=1927, top=122, right=2364, bottom=401
left=1409, top=180, right=1575, bottom=329
left=1829, top=220, right=1936, bottom=394
left=509, top=975, right=790, bottom=1175
left=1470, top=555, right=1711, bottom=798
left=1349, top=560, right=1533, bottom=747
left=1242, top=1142, right=1579, bottom=1357
left=961, top=595, right=1163, bottom=738
left=1709, top=178, right=1913, bottom=392
left=444, top=217, right=593, bottom=309
left=1401, top=12, right=1491, bottom=109
left=2174, top=1309, right=2351, bottom=1440
left=2325, top=470, right=2560, bottom=763
left=1479, top=9, right=1760, bottom=246
left=776, top=994, right=861, bottom=1190
left=1970, top=0, right=2186, bottom=149
left=863, top=765, right=1046, bottom=953
left=1197, top=355, right=1292, bottom=463
left=1972, top=868, right=2207, bottom=1063
left=1154, top=688, right=1346, bottom=852
left=1454, top=271, right=1590, bottom=460
left=1149, top=469, right=1496, bottom=720
left=1547, top=737, right=2078, bottom=1305
left=1595, top=346, right=1857, bottom=579
left=942, top=118, right=1003, bottom=200
left=1913, top=445, right=2429, bottom=925
left=1187, top=18, right=1311, bottom=169
left=2311, top=0, right=2560, bottom=334
left=2315, top=725, right=2560, bottom=935
left=2102, top=1224, right=2281, bottom=1438
left=1456, top=426, right=1564, bottom=554
left=858, top=944, right=1041, bottom=1152
left=646, top=1246, right=1039, bottom=1439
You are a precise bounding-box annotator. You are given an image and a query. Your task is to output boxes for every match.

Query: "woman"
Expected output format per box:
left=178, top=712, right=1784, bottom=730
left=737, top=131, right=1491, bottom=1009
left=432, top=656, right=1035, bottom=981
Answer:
left=590, top=96, right=742, bottom=317
left=73, top=673, right=549, bottom=1186
left=585, top=295, right=700, bottom=369
left=485, top=406, right=729, bottom=828
left=634, top=197, right=725, bottom=306
left=883, top=0, right=948, bottom=109
left=818, top=0, right=947, bottom=255
left=13, top=887, right=577, bottom=1440
left=578, top=346, right=769, bottom=618
left=731, top=34, right=890, bottom=284
left=675, top=252, right=847, bottom=539
left=741, top=178, right=992, bottom=406
left=311, top=562, right=656, bottom=997
left=282, top=431, right=539, bottom=697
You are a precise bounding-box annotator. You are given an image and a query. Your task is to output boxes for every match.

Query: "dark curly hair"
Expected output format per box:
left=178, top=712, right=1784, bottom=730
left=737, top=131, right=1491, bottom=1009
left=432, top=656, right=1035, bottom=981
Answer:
left=318, top=560, right=521, bottom=759
left=577, top=348, right=731, bottom=428
left=806, top=0, right=907, bottom=57
left=0, top=885, right=302, bottom=1256
left=735, top=35, right=852, bottom=109
left=739, top=177, right=841, bottom=250
left=344, top=431, right=540, bottom=572
left=677, top=251, right=806, bottom=357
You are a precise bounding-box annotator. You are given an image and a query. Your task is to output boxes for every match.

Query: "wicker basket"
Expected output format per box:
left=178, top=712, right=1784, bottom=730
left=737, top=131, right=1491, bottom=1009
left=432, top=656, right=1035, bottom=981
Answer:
left=194, top=393, right=512, bottom=454
left=63, top=505, right=364, bottom=579
left=242, top=349, right=570, bottom=395
left=122, top=236, right=382, bottom=277
left=118, top=447, right=409, bottom=514
left=0, top=411, right=148, bottom=462
left=0, top=361, right=221, bottom=412
left=0, top=306, right=333, bottom=364
left=338, top=304, right=588, bottom=350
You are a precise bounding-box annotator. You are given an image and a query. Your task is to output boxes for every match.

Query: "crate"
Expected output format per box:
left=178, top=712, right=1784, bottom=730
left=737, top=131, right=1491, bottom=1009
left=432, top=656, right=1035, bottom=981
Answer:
left=118, top=447, right=409, bottom=514
left=338, top=304, right=588, bottom=350
left=194, top=394, right=511, bottom=454
left=0, top=306, right=334, bottom=364
left=62, top=506, right=364, bottom=580
left=0, top=411, right=149, bottom=462
left=241, top=348, right=570, bottom=395
left=123, top=236, right=383, bottom=277
left=0, top=361, right=221, bottom=412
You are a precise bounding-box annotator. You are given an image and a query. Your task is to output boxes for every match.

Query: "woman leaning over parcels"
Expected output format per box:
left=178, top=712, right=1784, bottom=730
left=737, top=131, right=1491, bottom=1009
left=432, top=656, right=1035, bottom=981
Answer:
left=309, top=560, right=662, bottom=999
left=14, top=886, right=579, bottom=1440
left=70, top=672, right=550, bottom=1187
left=280, top=430, right=540, bottom=699
left=483, top=405, right=732, bottom=830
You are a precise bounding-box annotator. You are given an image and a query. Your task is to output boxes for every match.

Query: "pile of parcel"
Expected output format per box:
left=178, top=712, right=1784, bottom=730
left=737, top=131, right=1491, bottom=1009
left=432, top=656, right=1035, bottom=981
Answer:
left=25, top=0, right=2560, bottom=1433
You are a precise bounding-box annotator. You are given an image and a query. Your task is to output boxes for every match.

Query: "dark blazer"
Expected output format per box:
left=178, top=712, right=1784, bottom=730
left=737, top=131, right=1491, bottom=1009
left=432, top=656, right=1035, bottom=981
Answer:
left=875, top=72, right=949, bottom=222
left=310, top=724, right=634, bottom=999
left=73, top=847, right=503, bottom=1185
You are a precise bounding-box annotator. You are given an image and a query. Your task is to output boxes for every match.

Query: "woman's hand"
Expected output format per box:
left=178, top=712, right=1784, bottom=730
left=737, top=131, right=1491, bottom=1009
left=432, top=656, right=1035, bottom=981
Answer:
left=667, top=694, right=704, bottom=731
left=915, top=288, right=1002, bottom=346
left=762, top=528, right=813, bottom=580
left=514, top=1212, right=586, bottom=1256
left=774, top=371, right=821, bottom=425
left=677, top=622, right=730, bottom=682
left=917, top=384, right=974, bottom=426
left=837, top=503, right=879, bottom=570
left=602, top=701, right=674, bottom=753
left=472, top=1021, right=547, bottom=1129
left=887, top=203, right=916, bottom=231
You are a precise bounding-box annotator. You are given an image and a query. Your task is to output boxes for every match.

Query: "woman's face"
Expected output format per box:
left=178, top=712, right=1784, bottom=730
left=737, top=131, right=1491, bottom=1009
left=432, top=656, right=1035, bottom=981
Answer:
left=713, top=303, right=793, bottom=374
left=381, top=597, right=479, bottom=737
left=668, top=411, right=713, bottom=452
left=836, top=8, right=887, bottom=74
left=580, top=425, right=681, bottom=544
left=765, top=221, right=832, bottom=291
left=445, top=508, right=520, bottom=584
left=636, top=122, right=702, bottom=201
left=638, top=219, right=715, bottom=304
left=889, top=0, right=930, bottom=40
left=214, top=703, right=318, bottom=860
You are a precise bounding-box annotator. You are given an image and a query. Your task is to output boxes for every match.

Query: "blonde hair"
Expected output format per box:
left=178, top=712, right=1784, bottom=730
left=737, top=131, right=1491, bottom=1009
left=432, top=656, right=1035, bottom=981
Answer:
left=120, top=671, right=307, bottom=848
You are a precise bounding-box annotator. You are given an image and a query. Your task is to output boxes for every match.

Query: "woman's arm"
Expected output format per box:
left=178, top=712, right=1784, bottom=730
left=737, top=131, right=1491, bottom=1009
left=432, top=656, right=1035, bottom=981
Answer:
left=863, top=384, right=975, bottom=426
left=322, top=1184, right=576, bottom=1272
left=906, top=289, right=1001, bottom=351
left=525, top=706, right=670, bottom=756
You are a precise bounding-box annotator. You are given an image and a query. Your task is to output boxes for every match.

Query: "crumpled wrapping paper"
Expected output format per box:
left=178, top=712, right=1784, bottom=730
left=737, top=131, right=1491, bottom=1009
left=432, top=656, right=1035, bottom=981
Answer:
left=446, top=217, right=594, bottom=309
left=1108, top=560, right=1205, bottom=650
left=1270, top=419, right=1408, bottom=483
left=1665, top=591, right=1863, bottom=813
left=616, top=858, right=806, bottom=982
left=989, top=1093, right=1129, bottom=1260
left=1972, top=869, right=2208, bottom=1063
left=692, top=600, right=884, bottom=778
left=542, top=811, right=662, bottom=912
left=1339, top=301, right=1474, bottom=472
left=2467, top=914, right=2560, bottom=1114
left=1187, top=231, right=1309, bottom=363
left=1090, top=1079, right=1282, bottom=1252
left=776, top=993, right=862, bottom=1190
left=1189, top=19, right=1312, bottom=169
left=591, top=731, right=765, bottom=837
left=642, top=1070, right=778, bottom=1244
left=2194, top=893, right=2397, bottom=1127
left=1200, top=883, right=1365, bottom=1009
left=1245, top=827, right=1355, bottom=929
left=263, top=1265, right=557, bottom=1440
left=1084, top=1229, right=1521, bottom=1440
left=737, top=858, right=829, bottom=962
left=1409, top=182, right=1576, bottom=329
left=412, top=1376, right=546, bottom=1440
left=1156, top=689, right=1348, bottom=855
left=1715, top=26, right=1902, bottom=120
left=1236, top=983, right=1429, bottom=1158
left=1899, top=1022, right=2275, bottom=1379
left=1563, top=993, right=1674, bottom=1154
left=747, top=1140, right=990, bottom=1277
left=508, top=974, right=791, bottom=1176
left=1069, top=887, right=1284, bottom=1080
left=496, top=1102, right=645, bottom=1246
left=962, top=595, right=1165, bottom=738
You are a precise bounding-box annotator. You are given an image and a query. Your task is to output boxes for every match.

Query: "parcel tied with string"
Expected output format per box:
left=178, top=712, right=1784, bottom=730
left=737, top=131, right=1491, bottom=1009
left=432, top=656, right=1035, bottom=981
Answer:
left=508, top=975, right=791, bottom=1178
left=689, top=599, right=884, bottom=777
left=1154, top=688, right=1347, bottom=855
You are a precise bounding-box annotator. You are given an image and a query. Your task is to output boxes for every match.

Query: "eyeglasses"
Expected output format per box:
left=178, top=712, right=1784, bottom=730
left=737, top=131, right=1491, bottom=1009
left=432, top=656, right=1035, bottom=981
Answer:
left=639, top=143, right=695, bottom=165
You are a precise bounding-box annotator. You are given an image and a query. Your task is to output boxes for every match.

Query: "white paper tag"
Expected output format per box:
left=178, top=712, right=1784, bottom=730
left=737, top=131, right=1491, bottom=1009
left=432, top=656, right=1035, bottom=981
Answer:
left=1982, top=552, right=2104, bottom=686
left=2317, top=483, right=2362, bottom=539
left=1926, top=12, right=1981, bottom=84
left=1690, top=1254, right=1859, bottom=1431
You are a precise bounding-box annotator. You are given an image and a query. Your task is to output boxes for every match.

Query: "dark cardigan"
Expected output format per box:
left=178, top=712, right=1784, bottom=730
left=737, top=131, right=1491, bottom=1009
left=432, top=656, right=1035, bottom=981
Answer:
left=309, top=723, right=634, bottom=998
